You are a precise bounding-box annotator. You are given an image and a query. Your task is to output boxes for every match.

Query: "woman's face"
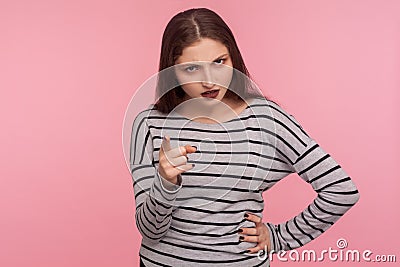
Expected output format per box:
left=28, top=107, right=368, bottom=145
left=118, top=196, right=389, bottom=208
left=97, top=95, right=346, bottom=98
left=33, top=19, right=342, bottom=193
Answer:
left=174, top=38, right=234, bottom=103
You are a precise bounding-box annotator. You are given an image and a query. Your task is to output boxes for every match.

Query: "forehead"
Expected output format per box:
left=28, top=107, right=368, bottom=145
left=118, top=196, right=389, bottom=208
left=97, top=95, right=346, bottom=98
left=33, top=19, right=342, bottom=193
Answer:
left=175, top=38, right=229, bottom=64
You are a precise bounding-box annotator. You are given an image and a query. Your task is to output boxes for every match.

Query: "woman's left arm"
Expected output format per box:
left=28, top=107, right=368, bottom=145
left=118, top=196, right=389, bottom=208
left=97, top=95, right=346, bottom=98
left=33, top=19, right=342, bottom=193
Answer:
left=239, top=102, right=360, bottom=254
left=264, top=137, right=360, bottom=253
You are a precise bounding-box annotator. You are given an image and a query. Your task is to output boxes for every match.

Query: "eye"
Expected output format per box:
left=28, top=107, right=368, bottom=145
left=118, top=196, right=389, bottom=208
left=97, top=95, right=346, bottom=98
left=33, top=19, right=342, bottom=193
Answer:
left=184, top=65, right=199, bottom=72
left=213, top=58, right=226, bottom=65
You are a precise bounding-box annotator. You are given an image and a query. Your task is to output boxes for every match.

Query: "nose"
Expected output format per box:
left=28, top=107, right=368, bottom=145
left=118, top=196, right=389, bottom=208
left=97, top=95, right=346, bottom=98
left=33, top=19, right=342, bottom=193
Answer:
left=201, top=65, right=215, bottom=88
left=202, top=81, right=215, bottom=88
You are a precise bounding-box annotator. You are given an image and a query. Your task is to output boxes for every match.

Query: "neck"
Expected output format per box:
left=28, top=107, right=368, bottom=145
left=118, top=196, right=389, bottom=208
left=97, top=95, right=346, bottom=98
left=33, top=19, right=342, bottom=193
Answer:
left=175, top=97, right=237, bottom=122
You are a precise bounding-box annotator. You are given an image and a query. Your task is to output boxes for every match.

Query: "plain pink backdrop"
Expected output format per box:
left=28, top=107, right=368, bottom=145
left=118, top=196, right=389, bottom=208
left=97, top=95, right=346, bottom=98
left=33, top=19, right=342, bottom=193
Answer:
left=1, top=0, right=399, bottom=266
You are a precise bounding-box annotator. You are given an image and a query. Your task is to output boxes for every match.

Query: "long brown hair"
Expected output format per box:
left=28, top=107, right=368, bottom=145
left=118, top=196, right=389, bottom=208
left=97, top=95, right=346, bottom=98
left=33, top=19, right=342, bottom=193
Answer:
left=154, top=8, right=264, bottom=114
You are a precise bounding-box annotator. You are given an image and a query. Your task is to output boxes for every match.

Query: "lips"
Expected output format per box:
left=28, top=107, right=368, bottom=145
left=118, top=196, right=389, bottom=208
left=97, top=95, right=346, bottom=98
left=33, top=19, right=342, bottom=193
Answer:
left=201, top=89, right=220, bottom=98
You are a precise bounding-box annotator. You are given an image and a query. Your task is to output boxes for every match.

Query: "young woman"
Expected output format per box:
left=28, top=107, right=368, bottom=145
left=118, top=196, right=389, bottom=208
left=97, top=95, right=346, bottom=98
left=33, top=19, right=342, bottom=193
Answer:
left=130, top=8, right=360, bottom=267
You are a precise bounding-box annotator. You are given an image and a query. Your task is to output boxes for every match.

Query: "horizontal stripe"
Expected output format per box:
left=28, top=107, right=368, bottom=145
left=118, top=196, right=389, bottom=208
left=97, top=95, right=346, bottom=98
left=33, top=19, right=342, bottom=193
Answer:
left=142, top=243, right=257, bottom=264
left=175, top=195, right=263, bottom=204
left=172, top=215, right=248, bottom=226
left=154, top=160, right=292, bottom=174
left=177, top=206, right=263, bottom=215
left=151, top=149, right=290, bottom=166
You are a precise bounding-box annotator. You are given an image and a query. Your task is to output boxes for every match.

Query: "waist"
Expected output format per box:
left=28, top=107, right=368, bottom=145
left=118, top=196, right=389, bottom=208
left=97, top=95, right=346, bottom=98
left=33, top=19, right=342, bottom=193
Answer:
left=140, top=237, right=270, bottom=267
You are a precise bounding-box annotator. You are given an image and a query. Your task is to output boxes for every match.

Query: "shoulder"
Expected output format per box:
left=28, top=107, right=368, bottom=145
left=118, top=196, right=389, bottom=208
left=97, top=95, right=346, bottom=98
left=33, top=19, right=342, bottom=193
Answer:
left=250, top=97, right=305, bottom=131
left=134, top=104, right=166, bottom=121
left=250, top=96, right=312, bottom=146
left=132, top=104, right=171, bottom=132
left=248, top=97, right=295, bottom=124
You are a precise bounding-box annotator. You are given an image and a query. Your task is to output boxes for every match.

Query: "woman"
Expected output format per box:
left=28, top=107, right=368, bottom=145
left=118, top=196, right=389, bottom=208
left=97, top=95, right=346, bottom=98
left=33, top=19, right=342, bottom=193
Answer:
left=130, top=8, right=360, bottom=267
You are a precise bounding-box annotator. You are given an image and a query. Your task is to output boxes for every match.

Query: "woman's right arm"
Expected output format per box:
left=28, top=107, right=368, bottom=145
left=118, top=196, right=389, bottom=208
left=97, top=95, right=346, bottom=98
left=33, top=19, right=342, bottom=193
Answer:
left=129, top=113, right=182, bottom=244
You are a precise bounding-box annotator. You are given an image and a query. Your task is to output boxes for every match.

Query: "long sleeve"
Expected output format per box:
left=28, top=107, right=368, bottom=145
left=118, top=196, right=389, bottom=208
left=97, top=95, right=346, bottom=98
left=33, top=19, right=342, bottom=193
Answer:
left=264, top=102, right=360, bottom=253
left=130, top=111, right=183, bottom=244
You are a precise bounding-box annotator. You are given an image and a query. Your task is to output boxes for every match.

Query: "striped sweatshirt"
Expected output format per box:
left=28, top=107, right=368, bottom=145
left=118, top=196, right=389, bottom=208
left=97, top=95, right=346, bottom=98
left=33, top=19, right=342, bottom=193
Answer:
left=130, top=97, right=360, bottom=267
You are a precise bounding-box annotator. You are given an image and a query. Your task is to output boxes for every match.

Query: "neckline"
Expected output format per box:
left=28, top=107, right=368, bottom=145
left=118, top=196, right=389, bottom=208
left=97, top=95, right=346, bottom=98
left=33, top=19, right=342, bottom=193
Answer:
left=170, top=97, right=258, bottom=127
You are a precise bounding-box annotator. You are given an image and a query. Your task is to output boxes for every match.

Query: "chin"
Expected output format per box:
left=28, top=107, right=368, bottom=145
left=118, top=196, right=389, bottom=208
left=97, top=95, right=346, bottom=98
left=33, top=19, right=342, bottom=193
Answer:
left=217, top=92, right=228, bottom=101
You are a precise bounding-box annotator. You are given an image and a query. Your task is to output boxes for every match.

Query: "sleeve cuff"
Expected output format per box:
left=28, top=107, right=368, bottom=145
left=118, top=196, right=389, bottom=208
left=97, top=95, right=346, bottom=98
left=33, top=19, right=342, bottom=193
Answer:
left=157, top=171, right=183, bottom=193
left=265, top=222, right=280, bottom=253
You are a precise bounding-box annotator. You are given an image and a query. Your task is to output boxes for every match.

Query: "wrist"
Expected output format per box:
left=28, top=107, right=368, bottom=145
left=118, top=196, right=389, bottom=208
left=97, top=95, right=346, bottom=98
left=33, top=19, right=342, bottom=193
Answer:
left=168, top=176, right=179, bottom=185
left=159, top=173, right=182, bottom=192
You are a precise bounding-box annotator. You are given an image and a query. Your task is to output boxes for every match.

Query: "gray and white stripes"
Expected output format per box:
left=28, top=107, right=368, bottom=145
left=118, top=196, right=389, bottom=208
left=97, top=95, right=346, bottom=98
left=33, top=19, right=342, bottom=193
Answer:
left=130, top=97, right=360, bottom=266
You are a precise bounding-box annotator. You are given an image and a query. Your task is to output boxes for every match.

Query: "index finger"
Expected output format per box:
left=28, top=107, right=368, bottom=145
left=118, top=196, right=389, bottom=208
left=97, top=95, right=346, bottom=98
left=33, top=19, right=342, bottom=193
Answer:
left=244, top=212, right=263, bottom=224
left=161, top=135, right=172, bottom=152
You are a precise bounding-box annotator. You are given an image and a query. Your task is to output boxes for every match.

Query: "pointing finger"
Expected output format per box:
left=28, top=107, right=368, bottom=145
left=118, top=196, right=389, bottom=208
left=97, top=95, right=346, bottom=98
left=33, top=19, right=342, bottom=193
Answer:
left=166, top=144, right=197, bottom=158
left=184, top=144, right=197, bottom=154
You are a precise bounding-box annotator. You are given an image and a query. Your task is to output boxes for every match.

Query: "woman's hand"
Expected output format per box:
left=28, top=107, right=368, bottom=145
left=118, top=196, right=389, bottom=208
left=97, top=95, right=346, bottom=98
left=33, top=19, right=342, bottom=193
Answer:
left=158, top=135, right=197, bottom=185
left=239, top=213, right=271, bottom=255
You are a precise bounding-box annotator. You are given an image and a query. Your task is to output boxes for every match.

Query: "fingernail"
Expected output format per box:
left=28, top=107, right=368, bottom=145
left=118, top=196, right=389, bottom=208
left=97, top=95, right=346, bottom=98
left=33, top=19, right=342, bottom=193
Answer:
left=246, top=249, right=251, bottom=253
left=238, top=229, right=243, bottom=233
left=244, top=213, right=249, bottom=218
left=192, top=146, right=197, bottom=150
left=239, top=236, right=244, bottom=241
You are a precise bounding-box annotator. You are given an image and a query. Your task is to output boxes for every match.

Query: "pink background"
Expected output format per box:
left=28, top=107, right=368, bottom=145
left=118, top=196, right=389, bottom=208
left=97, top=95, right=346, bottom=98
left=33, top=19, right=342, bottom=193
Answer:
left=1, top=0, right=399, bottom=266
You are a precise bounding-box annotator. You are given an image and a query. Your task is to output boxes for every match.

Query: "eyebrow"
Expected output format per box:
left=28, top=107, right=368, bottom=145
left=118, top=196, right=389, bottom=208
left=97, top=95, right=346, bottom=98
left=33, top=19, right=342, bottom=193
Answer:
left=177, top=53, right=229, bottom=67
left=212, top=53, right=229, bottom=61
